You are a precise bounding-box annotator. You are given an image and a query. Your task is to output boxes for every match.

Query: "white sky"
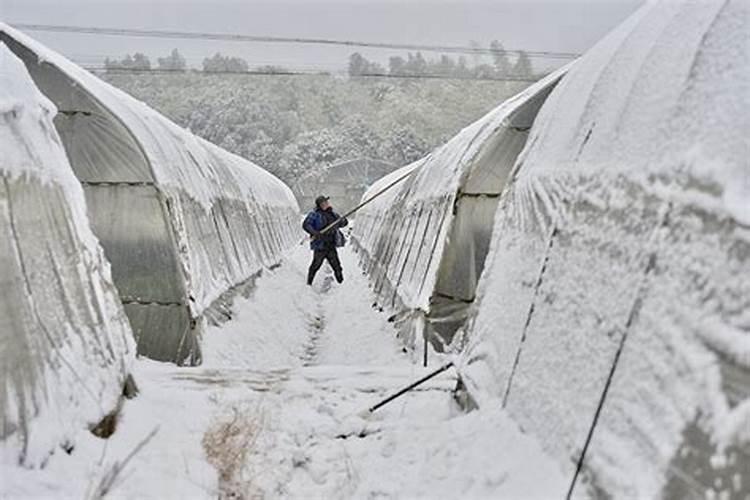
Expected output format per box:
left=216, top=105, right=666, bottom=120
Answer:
left=3, top=0, right=644, bottom=71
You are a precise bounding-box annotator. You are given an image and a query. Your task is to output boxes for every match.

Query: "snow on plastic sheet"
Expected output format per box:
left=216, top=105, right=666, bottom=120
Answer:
left=353, top=68, right=568, bottom=313
left=0, top=22, right=299, bottom=213
left=0, top=23, right=300, bottom=319
left=159, top=136, right=300, bottom=314
left=0, top=44, right=135, bottom=466
left=461, top=1, right=749, bottom=498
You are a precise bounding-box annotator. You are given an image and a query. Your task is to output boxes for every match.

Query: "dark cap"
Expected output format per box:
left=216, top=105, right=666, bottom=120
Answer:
left=315, top=195, right=329, bottom=207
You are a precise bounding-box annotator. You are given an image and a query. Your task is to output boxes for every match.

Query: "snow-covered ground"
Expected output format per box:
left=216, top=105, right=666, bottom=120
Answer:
left=1, top=247, right=565, bottom=499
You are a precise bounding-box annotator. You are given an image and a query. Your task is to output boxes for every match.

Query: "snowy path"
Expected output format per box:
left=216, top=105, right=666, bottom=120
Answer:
left=2, top=247, right=565, bottom=500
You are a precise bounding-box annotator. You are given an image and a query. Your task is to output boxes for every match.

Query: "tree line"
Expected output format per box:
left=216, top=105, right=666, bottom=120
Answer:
left=103, top=49, right=227, bottom=72
left=349, top=41, right=533, bottom=79
left=103, top=41, right=535, bottom=79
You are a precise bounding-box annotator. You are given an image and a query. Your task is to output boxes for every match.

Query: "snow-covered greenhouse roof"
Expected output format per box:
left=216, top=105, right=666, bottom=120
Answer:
left=1, top=44, right=135, bottom=466
left=0, top=24, right=300, bottom=365
left=460, top=0, right=749, bottom=498
left=352, top=65, right=569, bottom=349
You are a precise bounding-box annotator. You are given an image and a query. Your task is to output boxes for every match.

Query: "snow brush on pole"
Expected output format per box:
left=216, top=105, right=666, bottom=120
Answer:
left=303, top=166, right=418, bottom=245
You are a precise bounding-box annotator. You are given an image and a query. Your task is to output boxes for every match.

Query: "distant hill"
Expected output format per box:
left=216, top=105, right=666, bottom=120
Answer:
left=102, top=72, right=529, bottom=184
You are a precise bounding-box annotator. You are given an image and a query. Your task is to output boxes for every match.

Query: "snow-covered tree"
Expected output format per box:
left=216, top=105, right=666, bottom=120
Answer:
left=389, top=56, right=406, bottom=76
left=105, top=52, right=151, bottom=71
left=348, top=53, right=385, bottom=77
left=203, top=53, right=249, bottom=73
left=158, top=49, right=187, bottom=71
left=489, top=40, right=511, bottom=76
left=512, top=51, right=533, bottom=78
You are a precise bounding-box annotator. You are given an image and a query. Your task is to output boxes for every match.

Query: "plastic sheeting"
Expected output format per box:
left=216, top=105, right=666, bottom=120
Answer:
left=0, top=45, right=135, bottom=465
left=0, top=25, right=300, bottom=365
left=460, top=1, right=749, bottom=498
left=353, top=68, right=567, bottom=349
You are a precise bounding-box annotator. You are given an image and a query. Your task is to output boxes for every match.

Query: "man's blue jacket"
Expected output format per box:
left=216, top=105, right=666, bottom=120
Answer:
left=303, top=207, right=348, bottom=251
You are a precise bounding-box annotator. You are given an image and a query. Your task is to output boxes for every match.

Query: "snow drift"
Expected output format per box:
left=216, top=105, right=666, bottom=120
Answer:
left=352, top=67, right=568, bottom=353
left=0, top=25, right=300, bottom=365
left=460, top=0, right=749, bottom=498
left=0, top=45, right=135, bottom=466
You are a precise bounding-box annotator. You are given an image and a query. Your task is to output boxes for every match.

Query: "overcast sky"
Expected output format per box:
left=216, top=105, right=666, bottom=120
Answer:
left=3, top=0, right=644, bottom=71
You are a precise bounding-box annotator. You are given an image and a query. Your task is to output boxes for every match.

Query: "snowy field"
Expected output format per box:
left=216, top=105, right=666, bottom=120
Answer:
left=1, top=247, right=564, bottom=499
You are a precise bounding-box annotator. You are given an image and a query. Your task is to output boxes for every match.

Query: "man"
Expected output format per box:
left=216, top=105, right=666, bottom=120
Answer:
left=302, top=195, right=348, bottom=286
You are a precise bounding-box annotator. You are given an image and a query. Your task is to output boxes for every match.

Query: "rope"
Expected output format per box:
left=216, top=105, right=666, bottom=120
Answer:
left=566, top=204, right=672, bottom=499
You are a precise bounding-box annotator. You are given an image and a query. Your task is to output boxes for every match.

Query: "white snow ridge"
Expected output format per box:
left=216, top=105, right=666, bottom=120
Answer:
left=1, top=0, right=748, bottom=499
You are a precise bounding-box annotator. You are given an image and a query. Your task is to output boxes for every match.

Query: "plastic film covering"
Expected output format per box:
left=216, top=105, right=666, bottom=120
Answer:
left=0, top=45, right=135, bottom=465
left=461, top=1, right=749, bottom=498
left=352, top=68, right=567, bottom=347
left=0, top=25, right=300, bottom=364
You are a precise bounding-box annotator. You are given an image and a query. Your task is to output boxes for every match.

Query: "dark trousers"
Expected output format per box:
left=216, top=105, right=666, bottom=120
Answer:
left=307, top=247, right=343, bottom=285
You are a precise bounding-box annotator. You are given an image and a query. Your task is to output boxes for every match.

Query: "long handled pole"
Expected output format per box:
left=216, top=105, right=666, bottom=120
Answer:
left=367, top=362, right=454, bottom=413
left=312, top=166, right=417, bottom=239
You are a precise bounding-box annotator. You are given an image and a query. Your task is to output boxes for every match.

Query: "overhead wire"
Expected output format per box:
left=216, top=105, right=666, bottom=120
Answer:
left=80, top=64, right=543, bottom=83
left=14, top=23, right=581, bottom=60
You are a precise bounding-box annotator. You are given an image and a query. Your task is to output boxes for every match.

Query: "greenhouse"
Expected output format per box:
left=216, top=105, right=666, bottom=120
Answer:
left=0, top=45, right=135, bottom=465
left=460, top=0, right=749, bottom=497
left=352, top=67, right=568, bottom=354
left=0, top=24, right=300, bottom=365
